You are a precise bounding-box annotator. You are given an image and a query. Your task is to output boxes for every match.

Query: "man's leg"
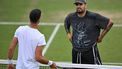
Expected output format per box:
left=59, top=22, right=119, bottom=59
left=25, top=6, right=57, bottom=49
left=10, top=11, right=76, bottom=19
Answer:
left=72, top=48, right=78, bottom=63
left=94, top=46, right=102, bottom=65
left=72, top=48, right=87, bottom=69
left=81, top=46, right=102, bottom=65
left=81, top=48, right=95, bottom=64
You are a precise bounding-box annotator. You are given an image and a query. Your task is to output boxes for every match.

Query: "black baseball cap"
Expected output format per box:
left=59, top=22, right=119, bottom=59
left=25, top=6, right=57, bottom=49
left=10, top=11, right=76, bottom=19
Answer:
left=74, top=0, right=86, bottom=4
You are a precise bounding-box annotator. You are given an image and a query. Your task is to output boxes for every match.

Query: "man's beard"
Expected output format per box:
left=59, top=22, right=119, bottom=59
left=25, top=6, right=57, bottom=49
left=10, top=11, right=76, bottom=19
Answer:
left=76, top=8, right=85, bottom=14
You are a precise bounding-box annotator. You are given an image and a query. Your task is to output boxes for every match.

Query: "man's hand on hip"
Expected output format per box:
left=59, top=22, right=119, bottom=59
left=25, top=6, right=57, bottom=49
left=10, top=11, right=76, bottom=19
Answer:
left=97, top=36, right=102, bottom=43
left=67, top=33, right=72, bottom=42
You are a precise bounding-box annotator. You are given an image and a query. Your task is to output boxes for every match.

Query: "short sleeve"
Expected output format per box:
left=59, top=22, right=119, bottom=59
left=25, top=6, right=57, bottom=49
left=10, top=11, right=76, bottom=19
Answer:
left=95, top=14, right=110, bottom=29
left=37, top=35, right=46, bottom=46
left=64, top=13, right=72, bottom=33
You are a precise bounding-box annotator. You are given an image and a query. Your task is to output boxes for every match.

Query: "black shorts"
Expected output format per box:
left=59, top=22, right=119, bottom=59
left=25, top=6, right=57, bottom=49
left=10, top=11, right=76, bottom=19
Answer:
left=72, top=46, right=102, bottom=65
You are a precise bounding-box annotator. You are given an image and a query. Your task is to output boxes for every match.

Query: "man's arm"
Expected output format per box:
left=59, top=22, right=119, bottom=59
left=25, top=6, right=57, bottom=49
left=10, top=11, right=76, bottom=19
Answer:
left=8, top=37, right=18, bottom=60
left=64, top=14, right=72, bottom=41
left=35, top=46, right=57, bottom=69
left=97, top=20, right=113, bottom=43
left=7, top=37, right=18, bottom=69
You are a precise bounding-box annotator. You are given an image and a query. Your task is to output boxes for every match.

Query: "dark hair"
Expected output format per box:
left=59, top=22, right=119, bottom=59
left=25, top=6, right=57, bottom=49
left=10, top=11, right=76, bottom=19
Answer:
left=29, top=9, right=41, bottom=23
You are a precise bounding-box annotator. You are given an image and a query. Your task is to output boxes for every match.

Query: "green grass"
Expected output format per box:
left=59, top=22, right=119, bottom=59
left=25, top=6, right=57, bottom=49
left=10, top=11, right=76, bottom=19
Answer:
left=45, top=26, right=72, bottom=61
left=0, top=0, right=122, bottom=22
left=88, top=0, right=122, bottom=11
left=0, top=0, right=31, bottom=21
left=0, top=25, right=19, bottom=59
left=99, top=27, right=122, bottom=63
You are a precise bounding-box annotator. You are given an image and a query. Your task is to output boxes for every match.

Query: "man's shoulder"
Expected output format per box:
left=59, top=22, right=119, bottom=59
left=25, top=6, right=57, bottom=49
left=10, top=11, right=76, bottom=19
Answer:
left=86, top=11, right=99, bottom=18
left=87, top=11, right=106, bottom=19
left=17, top=25, right=27, bottom=29
left=15, top=25, right=29, bottom=33
left=16, top=26, right=23, bottom=31
left=67, top=12, right=76, bottom=18
left=37, top=33, right=45, bottom=40
left=35, top=30, right=45, bottom=37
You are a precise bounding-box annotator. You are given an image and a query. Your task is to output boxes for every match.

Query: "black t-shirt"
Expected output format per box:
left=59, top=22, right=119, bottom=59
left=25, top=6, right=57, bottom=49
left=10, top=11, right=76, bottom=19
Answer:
left=64, top=11, right=109, bottom=50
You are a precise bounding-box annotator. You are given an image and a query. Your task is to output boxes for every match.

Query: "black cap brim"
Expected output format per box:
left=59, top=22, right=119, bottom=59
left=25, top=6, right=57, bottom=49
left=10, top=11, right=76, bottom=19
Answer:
left=74, top=1, right=86, bottom=4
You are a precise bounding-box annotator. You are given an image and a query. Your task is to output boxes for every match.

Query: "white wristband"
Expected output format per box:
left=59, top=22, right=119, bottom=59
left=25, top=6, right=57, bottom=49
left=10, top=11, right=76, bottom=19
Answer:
left=8, top=59, right=13, bottom=64
left=48, top=60, right=53, bottom=66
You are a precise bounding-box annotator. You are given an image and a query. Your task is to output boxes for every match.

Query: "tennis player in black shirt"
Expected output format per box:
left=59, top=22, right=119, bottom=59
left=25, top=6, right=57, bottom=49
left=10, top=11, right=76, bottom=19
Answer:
left=64, top=0, right=113, bottom=66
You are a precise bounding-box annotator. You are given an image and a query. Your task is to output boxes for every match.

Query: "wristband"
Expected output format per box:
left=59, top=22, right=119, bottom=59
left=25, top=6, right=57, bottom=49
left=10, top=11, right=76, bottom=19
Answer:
left=8, top=59, right=13, bottom=64
left=48, top=60, right=53, bottom=66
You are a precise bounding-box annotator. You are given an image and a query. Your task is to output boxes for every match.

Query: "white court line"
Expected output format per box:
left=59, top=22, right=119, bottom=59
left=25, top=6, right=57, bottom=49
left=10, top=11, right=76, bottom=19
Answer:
left=114, top=24, right=122, bottom=27
left=104, top=62, right=122, bottom=65
left=0, top=22, right=63, bottom=26
left=0, top=22, right=122, bottom=27
left=42, top=24, right=60, bottom=55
